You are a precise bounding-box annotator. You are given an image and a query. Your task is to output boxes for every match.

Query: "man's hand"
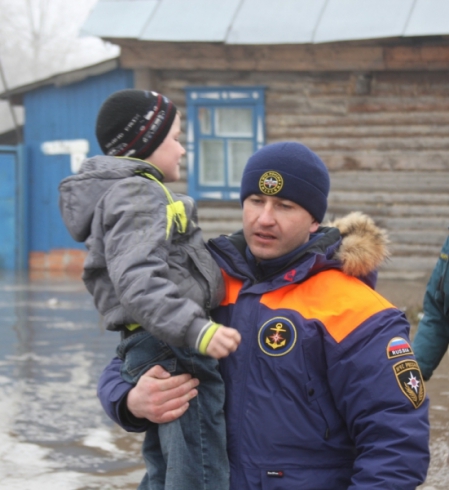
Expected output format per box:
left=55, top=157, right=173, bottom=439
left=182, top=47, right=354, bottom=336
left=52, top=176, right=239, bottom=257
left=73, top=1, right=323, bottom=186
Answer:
left=126, top=365, right=199, bottom=423
left=206, top=326, right=241, bottom=359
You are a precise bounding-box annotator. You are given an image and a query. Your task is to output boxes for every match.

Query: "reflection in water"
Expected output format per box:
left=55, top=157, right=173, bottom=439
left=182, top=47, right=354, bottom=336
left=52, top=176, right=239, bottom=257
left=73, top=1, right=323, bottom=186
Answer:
left=0, top=273, right=448, bottom=489
left=0, top=272, right=144, bottom=489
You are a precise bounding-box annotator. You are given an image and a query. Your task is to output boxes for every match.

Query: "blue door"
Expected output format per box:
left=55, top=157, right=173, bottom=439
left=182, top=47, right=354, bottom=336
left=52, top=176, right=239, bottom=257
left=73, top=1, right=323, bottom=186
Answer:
left=0, top=146, right=20, bottom=269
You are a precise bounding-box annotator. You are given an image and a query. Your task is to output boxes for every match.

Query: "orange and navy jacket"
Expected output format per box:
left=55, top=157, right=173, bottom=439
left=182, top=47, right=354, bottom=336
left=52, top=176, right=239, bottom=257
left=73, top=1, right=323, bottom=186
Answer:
left=207, top=228, right=429, bottom=490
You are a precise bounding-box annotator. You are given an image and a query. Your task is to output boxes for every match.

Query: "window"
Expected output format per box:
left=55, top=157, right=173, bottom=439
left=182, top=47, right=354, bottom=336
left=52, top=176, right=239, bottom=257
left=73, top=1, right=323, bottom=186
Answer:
left=185, top=87, right=265, bottom=200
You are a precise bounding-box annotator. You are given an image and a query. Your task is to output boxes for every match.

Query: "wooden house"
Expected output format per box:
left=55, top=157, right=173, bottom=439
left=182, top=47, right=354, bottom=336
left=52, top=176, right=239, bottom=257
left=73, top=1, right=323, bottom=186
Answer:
left=81, top=0, right=449, bottom=279
left=2, top=0, right=449, bottom=278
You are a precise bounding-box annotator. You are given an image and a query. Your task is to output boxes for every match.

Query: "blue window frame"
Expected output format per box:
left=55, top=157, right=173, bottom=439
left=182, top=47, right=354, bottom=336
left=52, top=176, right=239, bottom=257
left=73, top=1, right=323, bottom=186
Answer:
left=185, top=86, right=265, bottom=201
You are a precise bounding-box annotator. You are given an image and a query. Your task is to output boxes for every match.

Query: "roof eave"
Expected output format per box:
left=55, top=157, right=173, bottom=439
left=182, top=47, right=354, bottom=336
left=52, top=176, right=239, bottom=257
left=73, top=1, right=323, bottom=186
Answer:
left=0, top=58, right=119, bottom=103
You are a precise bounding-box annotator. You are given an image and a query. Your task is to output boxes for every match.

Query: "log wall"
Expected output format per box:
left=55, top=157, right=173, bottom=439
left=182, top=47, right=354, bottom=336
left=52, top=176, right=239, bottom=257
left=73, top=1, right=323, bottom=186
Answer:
left=122, top=39, right=449, bottom=279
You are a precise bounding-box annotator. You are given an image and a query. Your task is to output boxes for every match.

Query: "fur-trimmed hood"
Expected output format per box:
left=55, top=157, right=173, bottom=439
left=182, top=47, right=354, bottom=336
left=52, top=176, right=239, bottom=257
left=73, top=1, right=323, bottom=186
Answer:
left=209, top=211, right=389, bottom=287
left=326, top=211, right=390, bottom=278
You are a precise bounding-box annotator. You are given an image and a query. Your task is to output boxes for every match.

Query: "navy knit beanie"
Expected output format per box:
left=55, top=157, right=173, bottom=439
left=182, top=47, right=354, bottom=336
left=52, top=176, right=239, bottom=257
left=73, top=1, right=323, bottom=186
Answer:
left=240, top=142, right=330, bottom=222
left=95, top=89, right=177, bottom=160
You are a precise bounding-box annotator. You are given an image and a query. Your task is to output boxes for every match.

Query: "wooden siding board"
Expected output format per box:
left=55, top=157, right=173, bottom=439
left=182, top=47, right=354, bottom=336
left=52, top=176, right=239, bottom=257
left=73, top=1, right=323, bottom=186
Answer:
left=118, top=41, right=387, bottom=72
left=323, top=154, right=449, bottom=172
left=389, top=231, right=449, bottom=246
left=348, top=97, right=449, bottom=113
left=381, top=217, right=449, bottom=229
left=117, top=39, right=449, bottom=72
left=385, top=45, right=449, bottom=70
left=266, top=112, right=449, bottom=126
left=392, top=244, right=443, bottom=254
left=329, top=192, right=449, bottom=206
left=327, top=203, right=449, bottom=218
left=291, top=137, right=449, bottom=151
left=381, top=257, right=438, bottom=272
left=373, top=71, right=449, bottom=96
left=268, top=125, right=449, bottom=141
left=329, top=171, right=449, bottom=191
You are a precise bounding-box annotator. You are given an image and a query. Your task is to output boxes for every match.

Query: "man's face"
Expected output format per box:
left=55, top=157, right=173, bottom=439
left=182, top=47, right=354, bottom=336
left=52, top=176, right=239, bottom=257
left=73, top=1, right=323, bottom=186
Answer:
left=242, top=194, right=320, bottom=261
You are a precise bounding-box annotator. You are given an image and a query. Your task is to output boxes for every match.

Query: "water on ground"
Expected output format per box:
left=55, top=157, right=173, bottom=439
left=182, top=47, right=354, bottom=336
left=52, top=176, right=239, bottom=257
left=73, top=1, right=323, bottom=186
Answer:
left=0, top=272, right=447, bottom=489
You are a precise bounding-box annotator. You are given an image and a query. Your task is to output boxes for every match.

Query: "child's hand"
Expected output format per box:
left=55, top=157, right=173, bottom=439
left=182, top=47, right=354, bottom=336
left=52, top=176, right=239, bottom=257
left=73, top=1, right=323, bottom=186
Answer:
left=206, top=326, right=241, bottom=359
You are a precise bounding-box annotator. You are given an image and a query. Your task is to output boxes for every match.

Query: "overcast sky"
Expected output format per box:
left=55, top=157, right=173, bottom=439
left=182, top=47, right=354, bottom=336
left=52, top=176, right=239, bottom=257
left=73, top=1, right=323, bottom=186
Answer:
left=0, top=0, right=119, bottom=134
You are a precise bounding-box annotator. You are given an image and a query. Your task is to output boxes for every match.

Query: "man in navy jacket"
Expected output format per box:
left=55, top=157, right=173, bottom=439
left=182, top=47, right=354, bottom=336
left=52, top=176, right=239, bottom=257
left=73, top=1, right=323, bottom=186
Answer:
left=98, top=142, right=430, bottom=489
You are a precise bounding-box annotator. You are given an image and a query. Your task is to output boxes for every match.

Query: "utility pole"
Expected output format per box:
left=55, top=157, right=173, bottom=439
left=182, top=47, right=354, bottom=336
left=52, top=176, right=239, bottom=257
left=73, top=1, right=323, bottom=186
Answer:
left=0, top=55, right=22, bottom=144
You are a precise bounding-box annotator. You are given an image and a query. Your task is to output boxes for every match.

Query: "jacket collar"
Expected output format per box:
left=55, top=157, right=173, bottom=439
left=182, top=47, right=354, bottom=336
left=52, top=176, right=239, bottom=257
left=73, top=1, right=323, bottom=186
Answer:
left=208, top=226, right=342, bottom=286
left=209, top=212, right=388, bottom=290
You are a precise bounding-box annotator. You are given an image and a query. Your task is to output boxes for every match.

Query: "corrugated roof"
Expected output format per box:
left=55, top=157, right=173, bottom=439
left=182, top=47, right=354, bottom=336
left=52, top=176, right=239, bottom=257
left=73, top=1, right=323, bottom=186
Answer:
left=226, top=0, right=327, bottom=44
left=0, top=59, right=120, bottom=101
left=140, top=0, right=242, bottom=41
left=313, top=0, right=416, bottom=43
left=405, top=0, right=449, bottom=37
left=81, top=0, right=449, bottom=44
left=81, top=1, right=159, bottom=39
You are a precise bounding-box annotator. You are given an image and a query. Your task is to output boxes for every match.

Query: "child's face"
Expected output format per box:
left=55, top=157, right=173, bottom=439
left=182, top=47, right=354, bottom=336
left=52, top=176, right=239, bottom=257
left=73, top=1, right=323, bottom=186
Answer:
left=147, top=113, right=185, bottom=182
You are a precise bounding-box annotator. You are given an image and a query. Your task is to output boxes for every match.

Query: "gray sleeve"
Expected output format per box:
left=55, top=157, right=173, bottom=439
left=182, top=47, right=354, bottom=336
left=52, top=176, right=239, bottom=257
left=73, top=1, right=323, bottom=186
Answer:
left=103, top=179, right=209, bottom=348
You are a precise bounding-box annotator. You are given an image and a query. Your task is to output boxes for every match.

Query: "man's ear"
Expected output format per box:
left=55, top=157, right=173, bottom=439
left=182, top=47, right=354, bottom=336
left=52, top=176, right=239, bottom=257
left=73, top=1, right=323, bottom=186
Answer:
left=310, top=220, right=320, bottom=233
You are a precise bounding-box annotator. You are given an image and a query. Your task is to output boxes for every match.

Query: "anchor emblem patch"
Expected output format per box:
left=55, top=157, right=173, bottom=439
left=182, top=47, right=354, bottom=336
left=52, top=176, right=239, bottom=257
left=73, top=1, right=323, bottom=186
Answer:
left=258, top=317, right=297, bottom=357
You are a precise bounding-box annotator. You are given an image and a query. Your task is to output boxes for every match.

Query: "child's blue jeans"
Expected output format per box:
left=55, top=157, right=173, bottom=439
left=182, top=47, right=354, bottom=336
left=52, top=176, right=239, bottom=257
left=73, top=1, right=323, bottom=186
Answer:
left=116, top=329, right=229, bottom=490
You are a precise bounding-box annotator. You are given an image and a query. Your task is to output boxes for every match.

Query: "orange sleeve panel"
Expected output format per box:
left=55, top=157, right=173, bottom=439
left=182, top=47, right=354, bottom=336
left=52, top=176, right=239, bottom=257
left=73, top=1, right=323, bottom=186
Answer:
left=260, top=269, right=395, bottom=343
left=221, top=269, right=243, bottom=306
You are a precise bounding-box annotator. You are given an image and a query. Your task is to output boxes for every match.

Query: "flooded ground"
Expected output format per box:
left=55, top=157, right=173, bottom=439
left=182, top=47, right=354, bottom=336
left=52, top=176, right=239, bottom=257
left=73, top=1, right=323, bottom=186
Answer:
left=0, top=272, right=145, bottom=489
left=0, top=271, right=447, bottom=489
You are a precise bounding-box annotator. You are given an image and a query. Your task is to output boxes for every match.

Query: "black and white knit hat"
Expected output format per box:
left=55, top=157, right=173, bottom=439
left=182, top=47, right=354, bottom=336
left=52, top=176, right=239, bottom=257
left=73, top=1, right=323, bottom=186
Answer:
left=95, top=89, right=177, bottom=160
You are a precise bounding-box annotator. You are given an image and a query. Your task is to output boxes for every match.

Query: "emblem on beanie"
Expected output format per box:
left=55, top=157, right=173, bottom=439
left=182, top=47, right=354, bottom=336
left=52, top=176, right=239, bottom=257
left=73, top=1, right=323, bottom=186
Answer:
left=259, top=171, right=284, bottom=195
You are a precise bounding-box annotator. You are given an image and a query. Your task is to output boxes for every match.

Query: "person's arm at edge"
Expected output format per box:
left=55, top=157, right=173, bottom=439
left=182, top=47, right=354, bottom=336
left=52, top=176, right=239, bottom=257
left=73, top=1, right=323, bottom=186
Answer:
left=413, top=236, right=449, bottom=380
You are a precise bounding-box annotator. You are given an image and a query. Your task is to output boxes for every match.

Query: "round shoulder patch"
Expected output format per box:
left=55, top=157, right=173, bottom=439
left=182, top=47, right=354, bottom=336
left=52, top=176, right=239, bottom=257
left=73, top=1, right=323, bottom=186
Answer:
left=258, top=317, right=297, bottom=356
left=259, top=171, right=284, bottom=195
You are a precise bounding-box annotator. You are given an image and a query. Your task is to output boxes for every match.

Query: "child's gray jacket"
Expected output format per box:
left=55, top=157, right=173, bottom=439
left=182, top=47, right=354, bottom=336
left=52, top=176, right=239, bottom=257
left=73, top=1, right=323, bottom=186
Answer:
left=58, top=156, right=224, bottom=348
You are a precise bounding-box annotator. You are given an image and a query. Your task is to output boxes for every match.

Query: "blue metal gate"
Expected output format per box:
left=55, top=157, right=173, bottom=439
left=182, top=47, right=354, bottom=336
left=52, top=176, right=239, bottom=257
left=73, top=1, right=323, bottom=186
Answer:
left=0, top=145, right=25, bottom=270
left=25, top=68, right=134, bottom=253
